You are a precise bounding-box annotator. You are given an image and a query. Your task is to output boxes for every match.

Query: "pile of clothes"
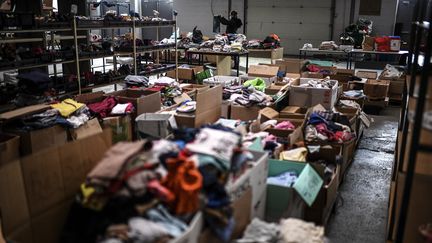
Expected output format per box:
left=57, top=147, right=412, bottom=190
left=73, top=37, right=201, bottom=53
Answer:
left=304, top=64, right=336, bottom=77
left=305, top=110, right=355, bottom=143
left=12, top=70, right=54, bottom=107
left=319, top=41, right=338, bottom=50
left=236, top=218, right=325, bottom=243
left=380, top=64, right=405, bottom=79
left=223, top=85, right=273, bottom=107
left=145, top=77, right=183, bottom=107
left=61, top=125, right=256, bottom=243
left=246, top=34, right=281, bottom=49
left=188, top=33, right=248, bottom=53
left=86, top=97, right=135, bottom=119
left=298, top=78, right=337, bottom=89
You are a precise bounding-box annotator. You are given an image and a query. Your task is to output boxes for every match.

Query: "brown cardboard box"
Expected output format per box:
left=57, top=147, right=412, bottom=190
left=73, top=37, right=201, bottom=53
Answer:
left=221, top=100, right=231, bottom=119
left=265, top=84, right=284, bottom=95
left=364, top=79, right=390, bottom=98
left=0, top=160, right=30, bottom=234
left=167, top=65, right=204, bottom=80
left=7, top=223, right=33, bottom=243
left=74, top=91, right=105, bottom=104
left=230, top=104, right=261, bottom=121
left=0, top=134, right=20, bottom=165
left=301, top=72, right=324, bottom=79
left=175, top=86, right=223, bottom=128
left=0, top=104, right=50, bottom=121
left=70, top=118, right=103, bottom=140
left=363, top=36, right=375, bottom=51
left=336, top=69, right=355, bottom=76
left=274, top=58, right=304, bottom=73
left=6, top=125, right=68, bottom=156
left=356, top=71, right=378, bottom=79
left=31, top=200, right=72, bottom=243
left=259, top=107, right=305, bottom=138
left=107, top=89, right=161, bottom=115
left=388, top=80, right=404, bottom=96
left=248, top=65, right=279, bottom=78
left=280, top=106, right=308, bottom=120
left=289, top=78, right=339, bottom=109
left=102, top=116, right=132, bottom=143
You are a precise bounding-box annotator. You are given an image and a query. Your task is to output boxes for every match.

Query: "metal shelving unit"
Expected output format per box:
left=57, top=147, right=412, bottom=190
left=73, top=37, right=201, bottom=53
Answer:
left=387, top=0, right=432, bottom=242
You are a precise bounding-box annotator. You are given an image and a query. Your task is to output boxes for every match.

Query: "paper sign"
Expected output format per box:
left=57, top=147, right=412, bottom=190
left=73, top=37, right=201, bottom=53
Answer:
left=293, top=164, right=323, bottom=207
left=248, top=137, right=264, bottom=152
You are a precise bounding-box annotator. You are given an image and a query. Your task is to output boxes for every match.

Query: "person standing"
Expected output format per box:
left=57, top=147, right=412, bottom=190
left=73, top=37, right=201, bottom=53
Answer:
left=218, top=11, right=243, bottom=34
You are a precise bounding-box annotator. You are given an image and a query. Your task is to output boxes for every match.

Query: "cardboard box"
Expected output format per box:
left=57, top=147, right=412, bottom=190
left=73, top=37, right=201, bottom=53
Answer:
left=265, top=84, right=285, bottom=95
left=389, top=80, right=404, bottom=96
left=230, top=104, right=261, bottom=121
left=102, top=115, right=132, bottom=143
left=136, top=113, right=173, bottom=138
left=0, top=160, right=30, bottom=235
left=107, top=89, right=161, bottom=115
left=167, top=65, right=204, bottom=81
left=70, top=118, right=103, bottom=140
left=221, top=100, right=231, bottom=119
left=5, top=125, right=68, bottom=156
left=248, top=65, right=279, bottom=78
left=364, top=79, right=390, bottom=98
left=7, top=223, right=33, bottom=243
left=0, top=104, right=50, bottom=121
left=172, top=212, right=203, bottom=243
left=356, top=71, right=378, bottom=79
left=175, top=86, right=222, bottom=128
left=266, top=160, right=322, bottom=222
left=259, top=107, right=305, bottom=138
left=279, top=106, right=308, bottom=120
left=226, top=150, right=268, bottom=220
left=289, top=78, right=339, bottom=109
left=274, top=58, right=304, bottom=73
left=0, top=134, right=20, bottom=165
left=74, top=91, right=105, bottom=104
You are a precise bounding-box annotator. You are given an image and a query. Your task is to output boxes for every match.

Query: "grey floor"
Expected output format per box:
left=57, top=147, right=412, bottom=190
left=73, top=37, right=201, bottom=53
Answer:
left=327, top=107, right=400, bottom=243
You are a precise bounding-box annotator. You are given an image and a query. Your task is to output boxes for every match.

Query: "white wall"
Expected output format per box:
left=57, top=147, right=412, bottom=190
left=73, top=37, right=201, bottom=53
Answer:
left=333, top=0, right=399, bottom=39
left=173, top=0, right=244, bottom=36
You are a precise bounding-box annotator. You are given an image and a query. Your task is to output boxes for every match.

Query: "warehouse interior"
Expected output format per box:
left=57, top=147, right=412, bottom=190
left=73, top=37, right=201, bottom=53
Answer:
left=0, top=0, right=430, bottom=243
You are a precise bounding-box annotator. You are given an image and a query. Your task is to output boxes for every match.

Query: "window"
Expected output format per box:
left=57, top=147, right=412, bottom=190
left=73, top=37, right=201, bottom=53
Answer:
left=359, top=0, right=382, bottom=16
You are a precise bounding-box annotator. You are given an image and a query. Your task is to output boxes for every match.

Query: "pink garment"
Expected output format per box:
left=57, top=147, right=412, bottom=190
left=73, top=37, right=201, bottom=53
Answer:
left=315, top=123, right=335, bottom=141
left=334, top=131, right=353, bottom=142
left=275, top=121, right=296, bottom=130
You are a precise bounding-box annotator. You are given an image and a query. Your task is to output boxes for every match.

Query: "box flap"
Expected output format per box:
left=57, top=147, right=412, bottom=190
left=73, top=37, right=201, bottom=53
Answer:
left=70, top=119, right=103, bottom=140
left=293, top=164, right=323, bottom=207
left=281, top=106, right=302, bottom=114
left=260, top=107, right=279, bottom=122
left=248, top=65, right=279, bottom=78
left=174, top=93, right=192, bottom=105
left=196, top=86, right=222, bottom=114
left=336, top=69, right=355, bottom=75
left=75, top=91, right=105, bottom=104
left=0, top=105, right=50, bottom=121
left=359, top=111, right=372, bottom=128
left=285, top=73, right=301, bottom=79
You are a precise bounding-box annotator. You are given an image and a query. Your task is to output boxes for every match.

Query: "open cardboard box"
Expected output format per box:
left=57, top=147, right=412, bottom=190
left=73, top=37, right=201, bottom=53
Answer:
left=289, top=78, right=339, bottom=109
left=259, top=107, right=305, bottom=138
left=274, top=58, right=305, bottom=73
left=241, top=65, right=279, bottom=87
left=0, top=133, right=20, bottom=165
left=74, top=91, right=105, bottom=104
left=364, top=79, right=390, bottom=98
left=166, top=65, right=204, bottom=81
left=356, top=70, right=378, bottom=79
left=230, top=104, right=262, bottom=121
left=106, top=89, right=161, bottom=115
left=174, top=85, right=223, bottom=128
left=279, top=106, right=308, bottom=120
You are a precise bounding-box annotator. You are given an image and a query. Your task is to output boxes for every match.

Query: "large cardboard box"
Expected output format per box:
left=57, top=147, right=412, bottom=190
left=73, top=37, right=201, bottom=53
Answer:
left=226, top=150, right=268, bottom=220
left=136, top=113, right=173, bottom=139
left=107, top=89, right=161, bottom=115
left=230, top=104, right=261, bottom=121
left=172, top=212, right=203, bottom=243
left=102, top=115, right=133, bottom=143
left=259, top=107, right=305, bottom=138
left=248, top=65, right=279, bottom=78
left=70, top=118, right=103, bottom=140
left=175, top=86, right=222, bottom=128
left=0, top=134, right=20, bottom=165
left=274, top=58, right=304, bottom=73
left=0, top=160, right=30, bottom=235
left=74, top=91, right=105, bottom=104
left=364, top=79, right=390, bottom=98
left=0, top=104, right=50, bottom=121
left=265, top=160, right=323, bottom=222
left=5, top=125, right=68, bottom=156
left=167, top=65, right=204, bottom=81
left=356, top=70, right=378, bottom=79
left=289, top=78, right=339, bottom=109
left=279, top=106, right=308, bottom=120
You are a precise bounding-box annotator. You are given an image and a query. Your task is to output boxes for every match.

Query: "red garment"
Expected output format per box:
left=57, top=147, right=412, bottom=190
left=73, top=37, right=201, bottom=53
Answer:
left=88, top=96, right=118, bottom=118
left=334, top=131, right=353, bottom=142
left=375, top=37, right=391, bottom=52
left=162, top=156, right=202, bottom=215
left=315, top=123, right=335, bottom=141
left=307, top=64, right=321, bottom=73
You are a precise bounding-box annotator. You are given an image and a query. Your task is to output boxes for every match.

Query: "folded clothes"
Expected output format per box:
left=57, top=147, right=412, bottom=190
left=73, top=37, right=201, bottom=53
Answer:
left=88, top=96, right=118, bottom=118
left=51, top=99, right=85, bottom=117
left=111, top=103, right=134, bottom=115
left=279, top=147, right=308, bottom=162
left=124, top=75, right=149, bottom=87
left=267, top=171, right=298, bottom=187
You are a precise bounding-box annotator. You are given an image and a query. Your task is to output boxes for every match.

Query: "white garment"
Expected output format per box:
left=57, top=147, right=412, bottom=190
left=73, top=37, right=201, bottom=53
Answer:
left=280, top=218, right=324, bottom=243
left=111, top=103, right=132, bottom=115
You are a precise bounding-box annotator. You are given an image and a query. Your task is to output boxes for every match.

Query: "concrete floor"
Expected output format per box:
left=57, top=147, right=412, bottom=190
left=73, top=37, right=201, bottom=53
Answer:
left=327, top=107, right=400, bottom=243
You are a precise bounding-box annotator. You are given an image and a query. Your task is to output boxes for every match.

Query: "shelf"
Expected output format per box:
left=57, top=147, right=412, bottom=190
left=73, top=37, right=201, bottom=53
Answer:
left=0, top=59, right=75, bottom=72
left=0, top=38, right=44, bottom=44
left=114, top=45, right=176, bottom=55
left=76, top=20, right=176, bottom=30
left=57, top=78, right=126, bottom=97
left=0, top=28, right=71, bottom=33
left=139, top=65, right=176, bottom=76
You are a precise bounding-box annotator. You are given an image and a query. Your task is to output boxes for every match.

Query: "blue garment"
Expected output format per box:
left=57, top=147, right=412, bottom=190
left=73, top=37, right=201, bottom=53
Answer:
left=308, top=112, right=328, bottom=125
left=146, top=205, right=188, bottom=237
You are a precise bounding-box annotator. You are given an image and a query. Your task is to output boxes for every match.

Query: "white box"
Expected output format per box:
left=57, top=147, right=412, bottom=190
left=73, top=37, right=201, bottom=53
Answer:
left=240, top=74, right=277, bottom=87
left=289, top=78, right=339, bottom=109
left=203, top=75, right=239, bottom=87
left=170, top=212, right=203, bottom=243
left=226, top=150, right=268, bottom=219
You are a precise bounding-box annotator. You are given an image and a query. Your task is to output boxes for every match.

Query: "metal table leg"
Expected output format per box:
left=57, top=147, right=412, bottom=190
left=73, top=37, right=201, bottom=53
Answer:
left=246, top=53, right=249, bottom=73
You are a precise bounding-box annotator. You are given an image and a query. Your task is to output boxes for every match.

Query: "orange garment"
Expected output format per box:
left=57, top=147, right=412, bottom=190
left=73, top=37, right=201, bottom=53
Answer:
left=162, top=157, right=202, bottom=215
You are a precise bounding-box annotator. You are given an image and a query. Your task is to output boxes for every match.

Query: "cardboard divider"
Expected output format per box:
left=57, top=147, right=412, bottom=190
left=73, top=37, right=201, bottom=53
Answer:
left=106, top=89, right=162, bottom=115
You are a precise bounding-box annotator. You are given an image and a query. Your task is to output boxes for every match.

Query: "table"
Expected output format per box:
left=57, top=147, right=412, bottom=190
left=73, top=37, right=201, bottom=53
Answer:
left=186, top=50, right=249, bottom=77
left=248, top=47, right=284, bottom=63
left=348, top=50, right=409, bottom=69
left=299, top=48, right=350, bottom=69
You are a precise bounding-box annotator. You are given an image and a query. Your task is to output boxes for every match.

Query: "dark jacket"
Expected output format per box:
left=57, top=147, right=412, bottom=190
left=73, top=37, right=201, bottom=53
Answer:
left=219, top=16, right=242, bottom=34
